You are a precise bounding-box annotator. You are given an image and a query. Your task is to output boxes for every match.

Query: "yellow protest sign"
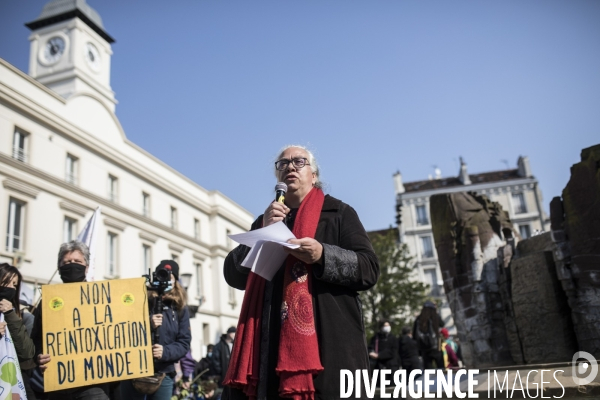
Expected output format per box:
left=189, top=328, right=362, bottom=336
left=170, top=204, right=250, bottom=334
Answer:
left=41, top=278, right=153, bottom=391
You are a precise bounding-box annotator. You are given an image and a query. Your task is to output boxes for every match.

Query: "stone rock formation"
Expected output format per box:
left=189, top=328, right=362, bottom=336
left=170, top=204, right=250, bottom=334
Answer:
left=430, top=192, right=514, bottom=368
left=429, top=143, right=600, bottom=367
left=509, top=232, right=577, bottom=363
left=550, top=144, right=600, bottom=358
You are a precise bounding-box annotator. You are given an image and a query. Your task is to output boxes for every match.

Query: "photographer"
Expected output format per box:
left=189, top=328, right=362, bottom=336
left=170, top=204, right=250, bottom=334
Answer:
left=121, top=260, right=191, bottom=400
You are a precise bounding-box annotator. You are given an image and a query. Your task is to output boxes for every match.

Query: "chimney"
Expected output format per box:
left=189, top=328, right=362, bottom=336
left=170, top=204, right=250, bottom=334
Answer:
left=458, top=156, right=471, bottom=185
left=434, top=167, right=442, bottom=180
left=517, top=156, right=532, bottom=177
left=393, top=171, right=405, bottom=194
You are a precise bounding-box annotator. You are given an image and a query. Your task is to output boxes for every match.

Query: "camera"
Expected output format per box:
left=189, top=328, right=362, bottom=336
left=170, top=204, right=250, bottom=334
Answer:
left=144, top=267, right=172, bottom=294
left=144, top=260, right=178, bottom=296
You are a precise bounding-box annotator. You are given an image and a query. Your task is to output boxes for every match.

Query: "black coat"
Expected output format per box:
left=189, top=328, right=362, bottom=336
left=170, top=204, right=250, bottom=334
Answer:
left=152, top=300, right=191, bottom=374
left=398, top=335, right=420, bottom=368
left=412, top=314, right=444, bottom=352
left=368, top=332, right=399, bottom=370
left=212, top=334, right=233, bottom=383
left=196, top=355, right=217, bottom=380
left=223, top=195, right=379, bottom=400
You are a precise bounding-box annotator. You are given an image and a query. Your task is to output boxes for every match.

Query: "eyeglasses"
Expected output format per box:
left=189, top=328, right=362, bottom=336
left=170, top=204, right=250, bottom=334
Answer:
left=275, top=157, right=310, bottom=171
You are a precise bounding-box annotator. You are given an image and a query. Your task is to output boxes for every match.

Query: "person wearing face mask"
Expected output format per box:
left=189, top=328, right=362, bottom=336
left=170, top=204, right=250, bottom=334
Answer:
left=0, top=263, right=36, bottom=398
left=368, top=320, right=399, bottom=373
left=120, top=260, right=191, bottom=400
left=195, top=344, right=217, bottom=381
left=31, top=240, right=110, bottom=400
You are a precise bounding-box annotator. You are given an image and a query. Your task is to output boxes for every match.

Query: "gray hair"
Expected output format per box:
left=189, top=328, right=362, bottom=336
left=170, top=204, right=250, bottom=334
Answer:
left=274, top=144, right=323, bottom=189
left=57, top=240, right=90, bottom=268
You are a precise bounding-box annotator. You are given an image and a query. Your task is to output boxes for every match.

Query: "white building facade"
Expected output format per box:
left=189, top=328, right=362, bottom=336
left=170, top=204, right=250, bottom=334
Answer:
left=0, top=0, right=254, bottom=360
left=393, top=157, right=549, bottom=333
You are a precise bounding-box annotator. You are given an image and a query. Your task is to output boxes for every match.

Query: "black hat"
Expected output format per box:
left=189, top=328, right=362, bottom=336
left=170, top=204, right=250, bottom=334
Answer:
left=424, top=300, right=436, bottom=309
left=156, top=260, right=179, bottom=281
left=227, top=326, right=237, bottom=334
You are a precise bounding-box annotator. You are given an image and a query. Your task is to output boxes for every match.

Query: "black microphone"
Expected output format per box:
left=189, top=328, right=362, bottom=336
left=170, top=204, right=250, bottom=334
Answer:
left=275, top=182, right=287, bottom=204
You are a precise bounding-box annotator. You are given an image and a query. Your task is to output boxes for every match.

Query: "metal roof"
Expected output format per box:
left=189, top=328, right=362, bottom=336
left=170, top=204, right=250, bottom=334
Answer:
left=403, top=169, right=524, bottom=194
left=25, top=0, right=114, bottom=43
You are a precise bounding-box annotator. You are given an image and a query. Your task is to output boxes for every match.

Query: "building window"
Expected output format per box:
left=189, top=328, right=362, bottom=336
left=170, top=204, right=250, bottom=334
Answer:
left=512, top=193, right=527, bottom=214
left=423, top=268, right=441, bottom=297
left=228, top=286, right=237, bottom=308
left=12, top=129, right=28, bottom=162
left=194, top=219, right=200, bottom=240
left=142, top=244, right=152, bottom=274
left=6, top=198, right=25, bottom=252
left=195, top=262, right=203, bottom=298
left=416, top=204, right=429, bottom=226
left=108, top=175, right=118, bottom=202
left=63, top=217, right=77, bottom=242
left=107, top=232, right=118, bottom=277
left=170, top=207, right=177, bottom=230
left=202, top=323, right=210, bottom=346
left=65, top=154, right=78, bottom=184
left=142, top=192, right=150, bottom=217
left=519, top=224, right=531, bottom=239
left=420, top=235, right=434, bottom=259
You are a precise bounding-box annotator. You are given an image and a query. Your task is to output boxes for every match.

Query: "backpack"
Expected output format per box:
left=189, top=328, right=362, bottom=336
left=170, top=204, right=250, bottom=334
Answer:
left=415, top=318, right=437, bottom=351
left=446, top=338, right=458, bottom=354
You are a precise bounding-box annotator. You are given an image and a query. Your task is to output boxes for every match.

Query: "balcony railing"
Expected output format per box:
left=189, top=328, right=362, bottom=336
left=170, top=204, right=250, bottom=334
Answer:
left=12, top=148, right=27, bottom=162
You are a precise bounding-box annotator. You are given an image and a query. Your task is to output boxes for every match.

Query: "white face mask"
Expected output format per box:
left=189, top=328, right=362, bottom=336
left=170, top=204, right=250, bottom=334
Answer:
left=382, top=326, right=391, bottom=334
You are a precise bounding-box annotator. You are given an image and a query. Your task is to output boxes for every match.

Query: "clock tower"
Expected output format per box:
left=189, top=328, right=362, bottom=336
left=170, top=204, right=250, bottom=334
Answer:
left=26, top=0, right=117, bottom=111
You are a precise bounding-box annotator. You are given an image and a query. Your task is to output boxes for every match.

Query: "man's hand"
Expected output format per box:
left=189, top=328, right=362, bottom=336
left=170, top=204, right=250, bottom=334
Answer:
left=38, top=354, right=51, bottom=373
left=263, top=201, right=290, bottom=227
left=151, top=314, right=162, bottom=329
left=152, top=344, right=163, bottom=359
left=285, top=238, right=323, bottom=265
left=0, top=299, right=13, bottom=313
left=369, top=352, right=378, bottom=359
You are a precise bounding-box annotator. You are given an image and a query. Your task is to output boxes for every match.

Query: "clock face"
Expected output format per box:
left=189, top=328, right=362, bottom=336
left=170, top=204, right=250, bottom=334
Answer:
left=84, top=42, right=101, bottom=72
left=43, top=36, right=66, bottom=64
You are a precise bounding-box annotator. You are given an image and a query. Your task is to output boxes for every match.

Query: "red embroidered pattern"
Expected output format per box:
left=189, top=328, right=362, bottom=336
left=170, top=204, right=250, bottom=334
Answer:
left=286, top=285, right=315, bottom=336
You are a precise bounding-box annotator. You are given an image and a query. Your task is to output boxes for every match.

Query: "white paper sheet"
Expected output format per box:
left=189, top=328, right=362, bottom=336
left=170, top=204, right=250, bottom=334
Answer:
left=227, top=222, right=299, bottom=281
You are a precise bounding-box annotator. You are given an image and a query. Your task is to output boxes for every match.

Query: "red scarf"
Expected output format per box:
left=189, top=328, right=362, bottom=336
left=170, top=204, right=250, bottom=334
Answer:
left=224, top=188, right=325, bottom=400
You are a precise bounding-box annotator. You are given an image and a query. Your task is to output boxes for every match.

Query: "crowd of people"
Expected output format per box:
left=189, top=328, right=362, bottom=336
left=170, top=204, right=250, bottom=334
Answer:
left=0, top=144, right=381, bottom=400
left=368, top=301, right=464, bottom=378
left=0, top=241, right=230, bottom=400
left=0, top=144, right=464, bottom=400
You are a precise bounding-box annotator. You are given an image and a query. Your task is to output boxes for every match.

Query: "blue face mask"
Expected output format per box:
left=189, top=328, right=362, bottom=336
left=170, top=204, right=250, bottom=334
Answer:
left=164, top=282, right=174, bottom=292
left=207, top=352, right=212, bottom=358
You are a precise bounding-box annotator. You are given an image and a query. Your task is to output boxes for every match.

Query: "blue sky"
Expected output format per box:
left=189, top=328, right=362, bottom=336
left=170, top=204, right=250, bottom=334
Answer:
left=1, top=1, right=599, bottom=230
